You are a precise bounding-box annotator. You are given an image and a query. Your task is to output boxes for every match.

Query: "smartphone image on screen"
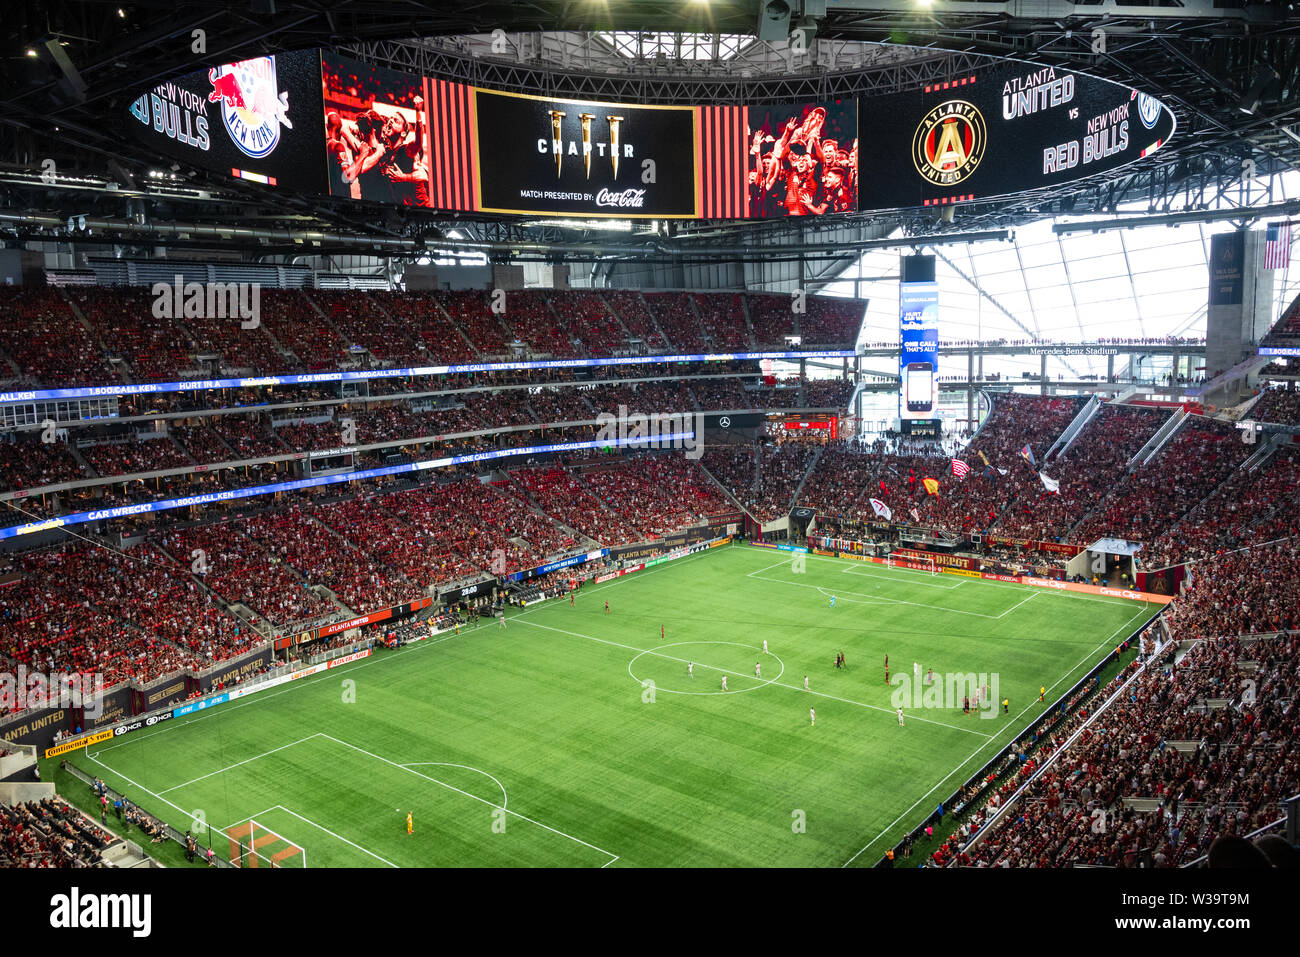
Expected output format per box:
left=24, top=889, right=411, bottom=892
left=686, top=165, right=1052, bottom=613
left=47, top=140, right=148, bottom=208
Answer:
left=905, top=362, right=934, bottom=413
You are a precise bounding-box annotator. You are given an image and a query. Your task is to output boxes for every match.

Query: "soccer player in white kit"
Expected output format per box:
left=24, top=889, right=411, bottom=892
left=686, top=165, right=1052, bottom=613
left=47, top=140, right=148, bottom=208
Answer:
left=755, top=662, right=762, bottom=678
left=762, top=639, right=768, bottom=654
left=804, top=675, right=809, bottom=691
left=897, top=707, right=905, bottom=726
left=913, top=661, right=920, bottom=683
left=721, top=675, right=728, bottom=691
left=810, top=707, right=815, bottom=726
left=688, top=661, right=694, bottom=677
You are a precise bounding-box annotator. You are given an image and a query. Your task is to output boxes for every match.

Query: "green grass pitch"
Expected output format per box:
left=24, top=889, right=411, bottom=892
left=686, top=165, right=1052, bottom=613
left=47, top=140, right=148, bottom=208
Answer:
left=64, top=544, right=1162, bottom=868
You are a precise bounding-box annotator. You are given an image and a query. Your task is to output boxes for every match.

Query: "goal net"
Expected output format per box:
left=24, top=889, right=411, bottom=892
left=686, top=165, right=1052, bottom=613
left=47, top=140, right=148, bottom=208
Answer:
left=226, top=819, right=306, bottom=868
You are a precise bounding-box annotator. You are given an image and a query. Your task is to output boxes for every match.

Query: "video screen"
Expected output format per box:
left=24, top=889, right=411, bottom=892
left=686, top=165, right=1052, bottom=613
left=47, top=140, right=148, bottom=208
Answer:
left=746, top=100, right=858, bottom=217
left=321, top=52, right=432, bottom=207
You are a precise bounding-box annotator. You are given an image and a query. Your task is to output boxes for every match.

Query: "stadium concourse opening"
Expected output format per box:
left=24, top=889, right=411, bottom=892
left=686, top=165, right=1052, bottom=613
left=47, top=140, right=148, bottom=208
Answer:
left=1, top=4, right=1298, bottom=929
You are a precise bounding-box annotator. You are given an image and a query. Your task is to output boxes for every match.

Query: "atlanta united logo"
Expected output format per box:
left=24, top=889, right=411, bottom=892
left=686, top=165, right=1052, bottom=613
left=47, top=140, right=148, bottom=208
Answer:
left=912, top=100, right=986, bottom=187
left=207, top=56, right=292, bottom=159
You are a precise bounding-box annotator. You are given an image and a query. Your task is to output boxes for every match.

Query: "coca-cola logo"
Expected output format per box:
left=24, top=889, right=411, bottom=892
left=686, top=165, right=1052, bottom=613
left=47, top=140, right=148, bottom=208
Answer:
left=595, top=188, right=646, bottom=208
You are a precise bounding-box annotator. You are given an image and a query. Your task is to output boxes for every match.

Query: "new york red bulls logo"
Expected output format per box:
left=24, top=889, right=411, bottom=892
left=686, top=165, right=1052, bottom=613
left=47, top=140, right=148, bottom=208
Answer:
left=912, top=100, right=986, bottom=187
left=208, top=56, right=292, bottom=159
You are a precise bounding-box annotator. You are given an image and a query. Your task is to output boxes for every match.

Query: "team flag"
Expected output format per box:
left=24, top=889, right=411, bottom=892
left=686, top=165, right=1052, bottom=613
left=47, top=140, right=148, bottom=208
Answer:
left=1019, top=444, right=1036, bottom=467
left=951, top=458, right=970, bottom=479
left=869, top=498, right=892, bottom=521
left=1039, top=472, right=1060, bottom=494
left=1264, top=222, right=1291, bottom=270
left=977, top=450, right=991, bottom=467
left=983, top=464, right=997, bottom=482
left=909, top=507, right=921, bottom=523
left=922, top=477, right=940, bottom=496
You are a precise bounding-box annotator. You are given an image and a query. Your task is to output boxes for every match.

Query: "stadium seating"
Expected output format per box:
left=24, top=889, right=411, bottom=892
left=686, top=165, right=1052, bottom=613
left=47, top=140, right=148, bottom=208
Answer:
left=0, top=798, right=112, bottom=868
left=952, top=541, right=1300, bottom=867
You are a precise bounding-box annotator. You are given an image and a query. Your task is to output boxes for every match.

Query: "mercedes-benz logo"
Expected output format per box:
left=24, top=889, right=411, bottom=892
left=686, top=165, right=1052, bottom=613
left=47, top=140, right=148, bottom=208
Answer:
left=719, top=416, right=731, bottom=428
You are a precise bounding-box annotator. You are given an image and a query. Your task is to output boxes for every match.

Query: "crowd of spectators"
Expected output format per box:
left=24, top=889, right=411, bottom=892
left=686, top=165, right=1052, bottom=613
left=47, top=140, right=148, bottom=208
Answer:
left=643, top=293, right=706, bottom=352
left=511, top=465, right=642, bottom=546
left=158, top=522, right=334, bottom=631
left=579, top=454, right=734, bottom=536
left=951, top=540, right=1300, bottom=867
left=79, top=436, right=192, bottom=478
left=1144, top=450, right=1300, bottom=567
left=994, top=404, right=1170, bottom=541
left=0, top=287, right=112, bottom=387
left=0, top=798, right=111, bottom=868
left=0, top=436, right=87, bottom=491
left=1249, top=386, right=1300, bottom=426
left=1072, top=417, right=1254, bottom=545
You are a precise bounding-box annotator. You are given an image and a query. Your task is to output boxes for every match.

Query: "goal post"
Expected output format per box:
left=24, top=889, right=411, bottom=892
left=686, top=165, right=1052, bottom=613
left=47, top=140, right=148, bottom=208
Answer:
left=226, top=819, right=306, bottom=868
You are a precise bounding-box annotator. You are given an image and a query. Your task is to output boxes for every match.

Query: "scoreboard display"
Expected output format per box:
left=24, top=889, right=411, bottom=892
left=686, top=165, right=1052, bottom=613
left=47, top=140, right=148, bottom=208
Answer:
left=128, top=50, right=1176, bottom=220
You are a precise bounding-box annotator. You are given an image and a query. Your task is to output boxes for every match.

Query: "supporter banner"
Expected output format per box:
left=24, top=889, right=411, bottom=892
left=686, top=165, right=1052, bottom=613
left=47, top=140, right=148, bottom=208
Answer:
left=1136, top=564, right=1186, bottom=597
left=128, top=49, right=326, bottom=194
left=0, top=707, right=68, bottom=749
left=80, top=686, right=134, bottom=732
left=1209, top=230, right=1246, bottom=306
left=984, top=536, right=1083, bottom=556
left=475, top=88, right=698, bottom=218
left=138, top=676, right=191, bottom=714
left=197, top=646, right=276, bottom=693
left=44, top=728, right=113, bottom=759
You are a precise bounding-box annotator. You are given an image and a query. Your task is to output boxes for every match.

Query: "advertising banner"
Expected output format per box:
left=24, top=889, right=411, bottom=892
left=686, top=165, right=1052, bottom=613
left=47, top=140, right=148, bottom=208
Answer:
left=44, top=729, right=113, bottom=760
left=899, top=280, right=939, bottom=421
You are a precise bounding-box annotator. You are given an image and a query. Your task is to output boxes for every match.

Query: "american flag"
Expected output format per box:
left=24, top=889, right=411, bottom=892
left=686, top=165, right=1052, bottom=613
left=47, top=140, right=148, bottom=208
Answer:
left=1264, top=222, right=1291, bottom=270
left=951, top=458, right=970, bottom=479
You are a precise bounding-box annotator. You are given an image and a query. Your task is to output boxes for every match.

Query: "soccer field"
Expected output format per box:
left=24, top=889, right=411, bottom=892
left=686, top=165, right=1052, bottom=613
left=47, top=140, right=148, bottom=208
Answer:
left=67, top=544, right=1162, bottom=868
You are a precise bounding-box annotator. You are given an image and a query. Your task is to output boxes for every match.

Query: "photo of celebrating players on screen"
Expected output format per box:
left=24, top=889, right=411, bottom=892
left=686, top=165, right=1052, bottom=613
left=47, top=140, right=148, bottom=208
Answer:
left=747, top=101, right=857, bottom=217
left=322, top=53, right=431, bottom=207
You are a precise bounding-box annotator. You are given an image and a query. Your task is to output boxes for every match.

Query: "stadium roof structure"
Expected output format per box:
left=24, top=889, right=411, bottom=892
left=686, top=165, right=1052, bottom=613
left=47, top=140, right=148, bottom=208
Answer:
left=0, top=1, right=1297, bottom=265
